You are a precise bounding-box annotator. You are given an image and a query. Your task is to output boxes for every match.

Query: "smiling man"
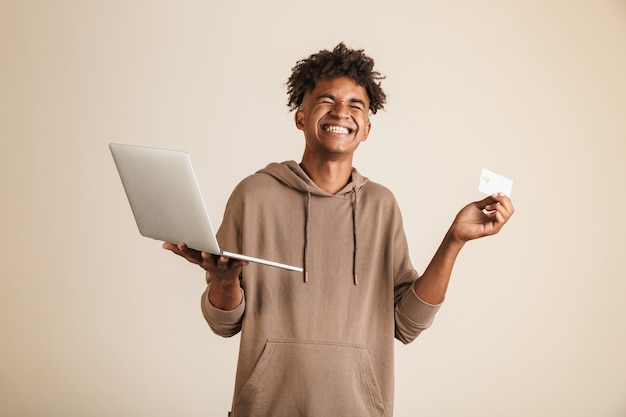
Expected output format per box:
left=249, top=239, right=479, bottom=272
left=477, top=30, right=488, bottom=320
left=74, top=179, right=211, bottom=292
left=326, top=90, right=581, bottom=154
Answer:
left=164, top=43, right=514, bottom=416
left=295, top=76, right=371, bottom=194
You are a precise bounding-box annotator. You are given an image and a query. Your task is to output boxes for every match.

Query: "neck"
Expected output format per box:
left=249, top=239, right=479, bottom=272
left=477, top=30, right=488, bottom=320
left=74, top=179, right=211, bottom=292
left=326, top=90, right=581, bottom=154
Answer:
left=300, top=154, right=353, bottom=194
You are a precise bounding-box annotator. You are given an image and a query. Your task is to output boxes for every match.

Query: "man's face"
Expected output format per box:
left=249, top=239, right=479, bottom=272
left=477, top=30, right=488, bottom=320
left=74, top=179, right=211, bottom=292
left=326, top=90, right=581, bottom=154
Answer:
left=295, top=76, right=371, bottom=159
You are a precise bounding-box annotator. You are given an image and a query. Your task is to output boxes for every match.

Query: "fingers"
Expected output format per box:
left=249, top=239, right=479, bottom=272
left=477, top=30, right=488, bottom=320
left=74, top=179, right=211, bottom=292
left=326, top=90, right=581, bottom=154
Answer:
left=492, top=193, right=514, bottom=215
left=478, top=194, right=514, bottom=213
left=201, top=250, right=249, bottom=268
left=481, top=194, right=514, bottom=228
left=163, top=241, right=199, bottom=261
left=162, top=242, right=249, bottom=270
left=162, top=241, right=179, bottom=252
left=210, top=255, right=250, bottom=270
left=200, top=250, right=215, bottom=264
left=450, top=194, right=515, bottom=241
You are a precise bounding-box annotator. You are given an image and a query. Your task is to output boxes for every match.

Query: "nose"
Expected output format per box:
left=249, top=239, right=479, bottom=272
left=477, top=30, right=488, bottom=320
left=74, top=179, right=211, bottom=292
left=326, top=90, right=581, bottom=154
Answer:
left=329, top=100, right=350, bottom=118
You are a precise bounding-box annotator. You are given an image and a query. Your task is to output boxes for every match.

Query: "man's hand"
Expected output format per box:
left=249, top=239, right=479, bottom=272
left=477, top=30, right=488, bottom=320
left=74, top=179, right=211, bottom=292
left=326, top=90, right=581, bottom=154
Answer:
left=448, top=193, right=514, bottom=243
left=414, top=194, right=514, bottom=304
left=162, top=242, right=249, bottom=280
left=162, top=242, right=248, bottom=310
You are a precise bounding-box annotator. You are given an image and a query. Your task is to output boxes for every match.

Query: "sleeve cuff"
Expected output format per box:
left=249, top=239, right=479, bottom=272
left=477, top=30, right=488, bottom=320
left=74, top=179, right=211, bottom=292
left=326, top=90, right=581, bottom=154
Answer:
left=397, top=285, right=442, bottom=328
left=201, top=285, right=245, bottom=328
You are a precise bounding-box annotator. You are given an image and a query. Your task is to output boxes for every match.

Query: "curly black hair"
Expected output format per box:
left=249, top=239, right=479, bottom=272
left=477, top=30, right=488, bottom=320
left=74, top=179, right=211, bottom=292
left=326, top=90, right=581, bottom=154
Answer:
left=286, top=43, right=387, bottom=114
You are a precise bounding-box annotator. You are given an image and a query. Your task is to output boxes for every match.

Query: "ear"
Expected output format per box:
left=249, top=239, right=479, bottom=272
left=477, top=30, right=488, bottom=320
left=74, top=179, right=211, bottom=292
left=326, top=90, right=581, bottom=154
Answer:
left=361, top=121, right=372, bottom=141
left=295, top=110, right=305, bottom=130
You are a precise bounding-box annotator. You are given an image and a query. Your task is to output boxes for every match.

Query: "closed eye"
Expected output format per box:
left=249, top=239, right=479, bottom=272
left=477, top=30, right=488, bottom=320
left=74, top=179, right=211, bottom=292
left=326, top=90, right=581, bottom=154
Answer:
left=317, top=94, right=336, bottom=105
left=348, top=98, right=366, bottom=111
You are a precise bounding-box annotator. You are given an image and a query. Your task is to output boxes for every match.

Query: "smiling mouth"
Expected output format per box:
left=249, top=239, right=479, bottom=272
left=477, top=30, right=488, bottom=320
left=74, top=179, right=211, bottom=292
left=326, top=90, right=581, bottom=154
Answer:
left=323, top=124, right=353, bottom=134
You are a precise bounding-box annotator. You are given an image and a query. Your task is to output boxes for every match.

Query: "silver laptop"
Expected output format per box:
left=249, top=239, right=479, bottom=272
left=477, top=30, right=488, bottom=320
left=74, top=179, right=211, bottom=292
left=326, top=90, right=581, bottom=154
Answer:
left=110, top=143, right=303, bottom=272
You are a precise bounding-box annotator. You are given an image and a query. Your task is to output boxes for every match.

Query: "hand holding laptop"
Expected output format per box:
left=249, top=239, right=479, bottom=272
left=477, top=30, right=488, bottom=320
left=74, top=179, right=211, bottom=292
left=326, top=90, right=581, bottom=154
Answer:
left=162, top=241, right=249, bottom=273
left=163, top=242, right=247, bottom=310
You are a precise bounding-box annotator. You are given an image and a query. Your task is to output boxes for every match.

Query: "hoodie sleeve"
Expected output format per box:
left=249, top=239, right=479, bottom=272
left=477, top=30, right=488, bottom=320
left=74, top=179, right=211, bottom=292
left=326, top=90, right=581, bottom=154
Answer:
left=388, top=193, right=442, bottom=344
left=394, top=283, right=441, bottom=344
left=201, top=284, right=244, bottom=337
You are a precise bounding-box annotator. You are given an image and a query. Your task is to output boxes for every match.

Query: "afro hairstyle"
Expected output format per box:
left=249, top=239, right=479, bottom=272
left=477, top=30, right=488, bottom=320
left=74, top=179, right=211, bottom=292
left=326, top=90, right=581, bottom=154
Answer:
left=286, top=43, right=387, bottom=114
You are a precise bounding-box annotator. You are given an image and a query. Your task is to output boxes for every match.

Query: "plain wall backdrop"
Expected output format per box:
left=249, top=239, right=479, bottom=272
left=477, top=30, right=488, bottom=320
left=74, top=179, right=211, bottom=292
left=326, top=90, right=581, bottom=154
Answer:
left=1, top=1, right=625, bottom=416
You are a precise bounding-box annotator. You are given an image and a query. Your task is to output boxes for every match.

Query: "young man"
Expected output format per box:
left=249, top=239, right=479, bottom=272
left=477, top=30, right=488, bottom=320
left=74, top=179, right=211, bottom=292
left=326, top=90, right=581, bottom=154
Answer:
left=164, top=43, right=514, bottom=417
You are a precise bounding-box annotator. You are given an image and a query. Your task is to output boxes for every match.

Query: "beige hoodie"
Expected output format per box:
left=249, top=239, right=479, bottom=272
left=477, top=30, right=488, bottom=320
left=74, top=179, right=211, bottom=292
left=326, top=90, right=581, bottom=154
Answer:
left=201, top=161, right=441, bottom=417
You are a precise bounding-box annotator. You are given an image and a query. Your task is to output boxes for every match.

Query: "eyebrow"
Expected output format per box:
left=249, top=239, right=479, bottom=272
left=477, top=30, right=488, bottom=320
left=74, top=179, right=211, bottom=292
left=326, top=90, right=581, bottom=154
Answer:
left=317, top=93, right=367, bottom=108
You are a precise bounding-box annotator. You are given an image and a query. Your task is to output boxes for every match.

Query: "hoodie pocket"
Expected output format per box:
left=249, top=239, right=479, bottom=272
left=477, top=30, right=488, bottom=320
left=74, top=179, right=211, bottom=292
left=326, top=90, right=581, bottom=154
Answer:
left=234, top=339, right=385, bottom=417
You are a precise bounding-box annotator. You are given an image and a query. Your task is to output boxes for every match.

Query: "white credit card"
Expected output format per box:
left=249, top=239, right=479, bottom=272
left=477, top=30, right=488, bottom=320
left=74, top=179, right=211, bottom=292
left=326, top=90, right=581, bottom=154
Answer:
left=478, top=168, right=513, bottom=197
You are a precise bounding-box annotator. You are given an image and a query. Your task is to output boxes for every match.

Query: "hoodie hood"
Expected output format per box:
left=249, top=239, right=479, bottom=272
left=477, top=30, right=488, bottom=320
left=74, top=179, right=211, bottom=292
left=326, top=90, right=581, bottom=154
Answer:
left=257, top=161, right=369, bottom=285
left=256, top=160, right=369, bottom=196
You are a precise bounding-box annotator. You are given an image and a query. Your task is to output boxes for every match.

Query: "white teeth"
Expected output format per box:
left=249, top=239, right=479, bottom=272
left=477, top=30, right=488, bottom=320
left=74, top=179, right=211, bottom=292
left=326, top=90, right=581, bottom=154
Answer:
left=324, top=125, right=350, bottom=134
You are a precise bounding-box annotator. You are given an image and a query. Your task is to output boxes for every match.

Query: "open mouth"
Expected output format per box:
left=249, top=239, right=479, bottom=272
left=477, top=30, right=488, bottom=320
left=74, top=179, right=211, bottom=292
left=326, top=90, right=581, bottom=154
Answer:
left=322, top=124, right=353, bottom=135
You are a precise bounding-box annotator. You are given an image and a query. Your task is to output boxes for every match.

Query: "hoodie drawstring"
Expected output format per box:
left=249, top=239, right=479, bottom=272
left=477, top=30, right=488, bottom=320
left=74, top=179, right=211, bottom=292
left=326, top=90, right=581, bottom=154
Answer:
left=303, top=192, right=310, bottom=283
left=351, top=187, right=358, bottom=286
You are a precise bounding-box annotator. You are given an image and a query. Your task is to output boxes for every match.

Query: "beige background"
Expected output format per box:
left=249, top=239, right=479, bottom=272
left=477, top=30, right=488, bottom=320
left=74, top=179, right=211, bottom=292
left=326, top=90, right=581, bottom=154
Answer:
left=1, top=1, right=625, bottom=416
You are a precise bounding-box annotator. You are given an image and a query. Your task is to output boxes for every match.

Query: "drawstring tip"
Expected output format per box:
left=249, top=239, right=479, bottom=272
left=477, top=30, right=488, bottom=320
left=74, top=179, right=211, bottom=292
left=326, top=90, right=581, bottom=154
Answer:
left=304, top=271, right=308, bottom=283
left=353, top=274, right=358, bottom=286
